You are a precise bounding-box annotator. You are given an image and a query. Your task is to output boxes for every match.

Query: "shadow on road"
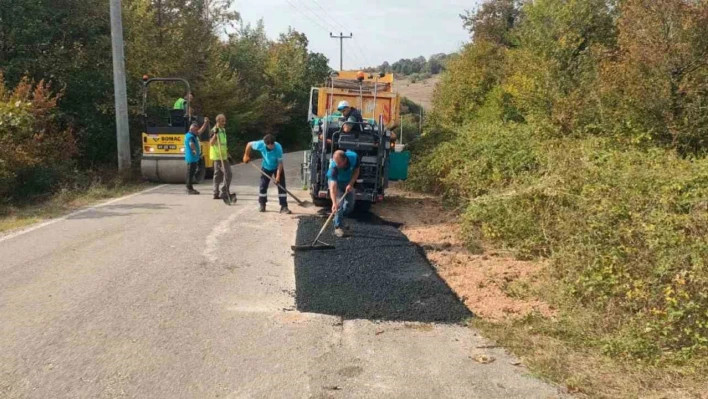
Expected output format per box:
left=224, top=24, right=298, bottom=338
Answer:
left=293, top=211, right=473, bottom=323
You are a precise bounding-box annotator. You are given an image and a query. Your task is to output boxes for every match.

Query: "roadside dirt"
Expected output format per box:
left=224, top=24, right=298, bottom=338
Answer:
left=374, top=186, right=554, bottom=321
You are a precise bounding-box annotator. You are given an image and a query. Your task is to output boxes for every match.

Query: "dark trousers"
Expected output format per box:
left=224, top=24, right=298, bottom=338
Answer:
left=259, top=168, right=287, bottom=206
left=186, top=162, right=199, bottom=190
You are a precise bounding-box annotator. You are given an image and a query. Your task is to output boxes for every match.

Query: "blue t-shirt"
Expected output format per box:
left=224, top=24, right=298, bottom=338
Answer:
left=250, top=140, right=283, bottom=171
left=184, top=132, right=200, bottom=163
left=327, top=150, right=359, bottom=185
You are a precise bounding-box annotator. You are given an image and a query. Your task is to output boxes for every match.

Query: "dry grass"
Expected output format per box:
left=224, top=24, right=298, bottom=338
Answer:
left=0, top=181, right=151, bottom=234
left=474, top=317, right=708, bottom=399
left=374, top=183, right=708, bottom=399
left=393, top=75, right=440, bottom=110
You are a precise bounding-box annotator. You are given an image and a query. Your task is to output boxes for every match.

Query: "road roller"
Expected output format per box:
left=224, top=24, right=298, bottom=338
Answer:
left=140, top=76, right=214, bottom=183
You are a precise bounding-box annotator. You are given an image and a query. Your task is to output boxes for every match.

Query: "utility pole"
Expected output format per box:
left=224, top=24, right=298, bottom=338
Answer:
left=110, top=0, right=131, bottom=171
left=419, top=106, right=423, bottom=137
left=330, top=32, right=353, bottom=71
left=401, top=112, right=404, bottom=145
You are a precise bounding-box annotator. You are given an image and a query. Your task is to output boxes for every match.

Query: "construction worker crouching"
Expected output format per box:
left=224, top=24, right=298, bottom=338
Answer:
left=210, top=114, right=235, bottom=202
left=243, top=134, right=291, bottom=214
left=328, top=149, right=360, bottom=238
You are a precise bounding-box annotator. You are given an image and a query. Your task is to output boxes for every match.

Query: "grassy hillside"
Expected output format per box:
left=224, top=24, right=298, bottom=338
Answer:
left=394, top=75, right=439, bottom=111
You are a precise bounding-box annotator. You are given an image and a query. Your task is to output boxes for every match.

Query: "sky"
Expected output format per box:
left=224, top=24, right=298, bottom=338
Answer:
left=231, top=0, right=477, bottom=70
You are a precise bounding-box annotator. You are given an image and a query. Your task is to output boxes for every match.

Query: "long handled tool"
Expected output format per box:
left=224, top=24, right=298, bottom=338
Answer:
left=291, top=192, right=348, bottom=252
left=214, top=129, right=235, bottom=206
left=248, top=163, right=312, bottom=208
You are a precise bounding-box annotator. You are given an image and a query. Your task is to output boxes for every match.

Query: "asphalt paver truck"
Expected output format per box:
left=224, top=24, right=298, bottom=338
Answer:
left=301, top=71, right=410, bottom=210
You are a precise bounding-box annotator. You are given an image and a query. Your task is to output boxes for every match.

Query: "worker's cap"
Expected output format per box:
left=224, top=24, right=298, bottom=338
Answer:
left=337, top=100, right=350, bottom=111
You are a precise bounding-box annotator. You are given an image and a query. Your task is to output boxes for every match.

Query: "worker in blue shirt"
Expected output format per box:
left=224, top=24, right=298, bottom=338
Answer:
left=184, top=118, right=209, bottom=195
left=243, top=134, right=291, bottom=214
left=327, top=149, right=360, bottom=237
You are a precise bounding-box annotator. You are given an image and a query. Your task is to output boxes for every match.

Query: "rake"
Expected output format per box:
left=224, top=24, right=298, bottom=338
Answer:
left=291, top=192, right=348, bottom=252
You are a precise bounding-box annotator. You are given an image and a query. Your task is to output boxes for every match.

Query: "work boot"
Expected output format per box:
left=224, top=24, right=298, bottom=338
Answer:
left=259, top=204, right=266, bottom=212
left=280, top=206, right=291, bottom=214
left=213, top=193, right=221, bottom=200
left=334, top=227, right=346, bottom=238
left=187, top=188, right=200, bottom=195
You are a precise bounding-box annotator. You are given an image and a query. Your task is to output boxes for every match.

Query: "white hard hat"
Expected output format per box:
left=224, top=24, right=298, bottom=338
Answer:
left=337, top=100, right=350, bottom=111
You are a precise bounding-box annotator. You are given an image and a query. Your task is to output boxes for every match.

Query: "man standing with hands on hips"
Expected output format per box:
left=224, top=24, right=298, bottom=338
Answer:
left=243, top=134, right=291, bottom=214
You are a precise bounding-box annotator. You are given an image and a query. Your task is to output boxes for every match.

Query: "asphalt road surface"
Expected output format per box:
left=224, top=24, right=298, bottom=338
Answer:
left=0, top=152, right=567, bottom=398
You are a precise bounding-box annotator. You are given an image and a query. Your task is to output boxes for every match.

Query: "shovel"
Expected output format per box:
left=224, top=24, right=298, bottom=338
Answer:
left=291, top=192, right=348, bottom=252
left=248, top=162, right=313, bottom=208
left=215, top=130, right=236, bottom=206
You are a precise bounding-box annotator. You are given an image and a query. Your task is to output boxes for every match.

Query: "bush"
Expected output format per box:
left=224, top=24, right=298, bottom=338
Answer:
left=460, top=136, right=708, bottom=358
left=407, top=121, right=539, bottom=204
left=393, top=114, right=422, bottom=143
left=0, top=73, right=77, bottom=200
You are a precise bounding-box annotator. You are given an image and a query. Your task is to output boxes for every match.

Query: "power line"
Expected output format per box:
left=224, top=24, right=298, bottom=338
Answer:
left=297, top=0, right=339, bottom=33
left=351, top=37, right=374, bottom=69
left=284, top=0, right=332, bottom=34
left=286, top=0, right=364, bottom=69
left=306, top=0, right=373, bottom=68
left=343, top=48, right=358, bottom=70
left=297, top=0, right=366, bottom=68
left=309, top=0, right=347, bottom=32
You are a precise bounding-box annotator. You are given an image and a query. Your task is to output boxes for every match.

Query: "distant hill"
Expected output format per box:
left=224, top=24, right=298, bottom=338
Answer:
left=365, top=53, right=452, bottom=77
left=394, top=75, right=440, bottom=111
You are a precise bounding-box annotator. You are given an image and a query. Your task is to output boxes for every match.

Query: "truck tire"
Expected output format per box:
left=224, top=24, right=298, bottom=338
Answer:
left=355, top=201, right=372, bottom=213
left=311, top=195, right=330, bottom=207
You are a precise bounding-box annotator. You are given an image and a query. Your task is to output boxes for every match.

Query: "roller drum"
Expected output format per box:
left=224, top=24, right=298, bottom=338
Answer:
left=141, top=158, right=192, bottom=184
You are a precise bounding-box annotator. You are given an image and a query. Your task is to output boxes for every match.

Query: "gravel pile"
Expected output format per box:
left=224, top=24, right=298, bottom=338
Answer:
left=293, top=213, right=473, bottom=323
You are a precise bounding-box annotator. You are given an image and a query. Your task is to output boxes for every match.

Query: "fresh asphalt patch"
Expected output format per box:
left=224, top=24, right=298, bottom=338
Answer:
left=293, top=211, right=473, bottom=323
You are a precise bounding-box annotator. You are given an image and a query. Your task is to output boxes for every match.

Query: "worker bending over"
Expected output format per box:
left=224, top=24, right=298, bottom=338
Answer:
left=243, top=134, right=291, bottom=214
left=327, top=149, right=360, bottom=237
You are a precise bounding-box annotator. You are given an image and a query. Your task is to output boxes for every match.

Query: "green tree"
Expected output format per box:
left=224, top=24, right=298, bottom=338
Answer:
left=0, top=0, right=326, bottom=201
left=460, top=0, right=523, bottom=48
left=601, top=0, right=708, bottom=153
left=431, top=41, right=507, bottom=126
